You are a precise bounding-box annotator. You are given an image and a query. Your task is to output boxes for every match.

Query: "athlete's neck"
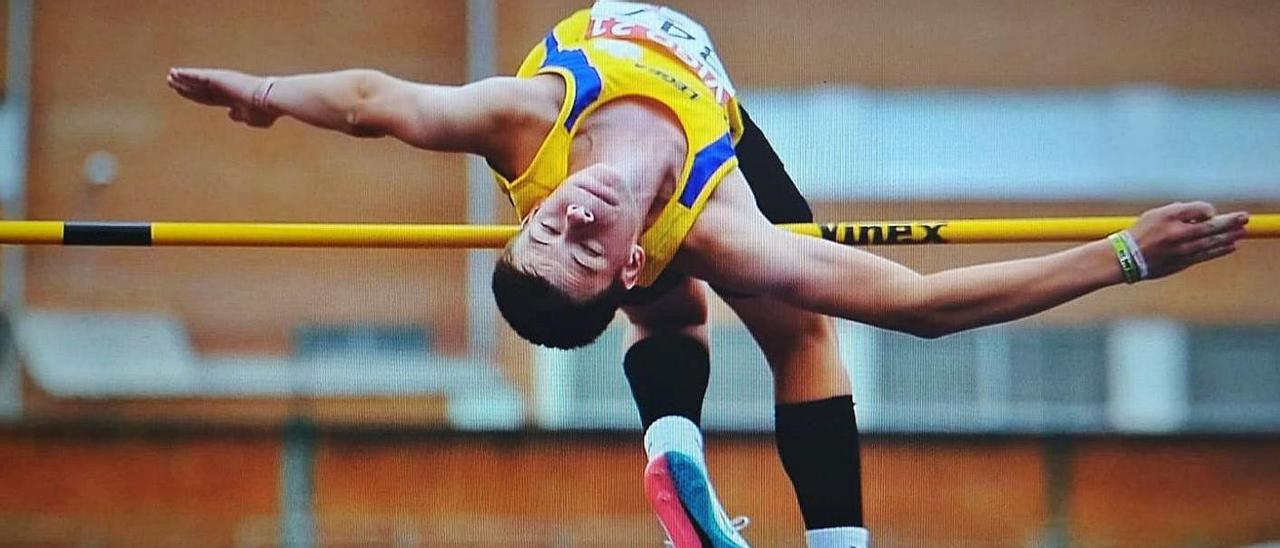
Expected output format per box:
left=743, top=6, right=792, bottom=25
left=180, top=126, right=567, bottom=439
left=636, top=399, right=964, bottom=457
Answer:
left=570, top=97, right=689, bottom=230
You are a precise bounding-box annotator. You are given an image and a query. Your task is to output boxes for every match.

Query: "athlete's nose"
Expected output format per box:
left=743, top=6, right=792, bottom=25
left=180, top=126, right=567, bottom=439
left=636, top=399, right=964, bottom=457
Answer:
left=566, top=204, right=594, bottom=226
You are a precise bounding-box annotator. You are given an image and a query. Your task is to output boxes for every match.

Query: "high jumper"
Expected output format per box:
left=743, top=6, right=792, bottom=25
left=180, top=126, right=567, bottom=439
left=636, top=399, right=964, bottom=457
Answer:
left=159, top=2, right=1253, bottom=546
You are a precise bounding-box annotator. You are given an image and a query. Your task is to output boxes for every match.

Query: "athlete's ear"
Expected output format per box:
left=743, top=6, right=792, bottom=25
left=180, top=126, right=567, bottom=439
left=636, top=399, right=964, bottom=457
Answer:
left=619, top=243, right=645, bottom=289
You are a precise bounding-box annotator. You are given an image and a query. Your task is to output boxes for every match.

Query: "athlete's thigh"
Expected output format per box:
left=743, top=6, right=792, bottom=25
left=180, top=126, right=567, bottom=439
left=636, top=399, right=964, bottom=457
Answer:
left=622, top=275, right=711, bottom=346
left=716, top=291, right=839, bottom=370
left=717, top=291, right=851, bottom=400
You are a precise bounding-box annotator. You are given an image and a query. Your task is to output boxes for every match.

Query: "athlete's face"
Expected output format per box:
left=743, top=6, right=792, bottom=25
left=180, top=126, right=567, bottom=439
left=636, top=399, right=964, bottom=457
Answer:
left=513, top=164, right=646, bottom=302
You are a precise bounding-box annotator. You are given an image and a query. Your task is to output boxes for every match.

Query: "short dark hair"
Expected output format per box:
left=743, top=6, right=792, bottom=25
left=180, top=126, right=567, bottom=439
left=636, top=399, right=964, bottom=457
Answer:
left=491, top=244, right=625, bottom=350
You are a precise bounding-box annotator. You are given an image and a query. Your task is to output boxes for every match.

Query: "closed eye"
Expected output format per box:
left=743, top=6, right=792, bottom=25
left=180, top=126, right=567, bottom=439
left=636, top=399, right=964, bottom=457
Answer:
left=572, top=254, right=599, bottom=273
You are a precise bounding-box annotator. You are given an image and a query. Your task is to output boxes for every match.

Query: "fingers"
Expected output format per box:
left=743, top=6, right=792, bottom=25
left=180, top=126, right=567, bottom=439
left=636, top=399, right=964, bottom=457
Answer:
left=1183, top=211, right=1250, bottom=240
left=1171, top=216, right=1247, bottom=271
left=168, top=79, right=203, bottom=101
left=1167, top=201, right=1216, bottom=222
left=245, top=113, right=277, bottom=128
left=167, top=67, right=218, bottom=105
left=1181, top=227, right=1247, bottom=254
left=224, top=104, right=279, bottom=128
left=1131, top=203, right=1249, bottom=280
left=166, top=70, right=190, bottom=93
left=1189, top=241, right=1238, bottom=265
left=167, top=67, right=208, bottom=89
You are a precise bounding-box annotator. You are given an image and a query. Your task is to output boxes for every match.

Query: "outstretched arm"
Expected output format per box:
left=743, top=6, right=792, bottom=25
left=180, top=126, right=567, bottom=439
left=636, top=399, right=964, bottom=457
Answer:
left=682, top=175, right=1250, bottom=338
left=167, top=67, right=526, bottom=155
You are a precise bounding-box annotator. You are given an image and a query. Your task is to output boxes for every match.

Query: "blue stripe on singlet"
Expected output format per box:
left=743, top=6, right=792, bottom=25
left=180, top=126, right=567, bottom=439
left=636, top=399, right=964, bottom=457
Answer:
left=678, top=132, right=735, bottom=208
left=541, top=33, right=602, bottom=131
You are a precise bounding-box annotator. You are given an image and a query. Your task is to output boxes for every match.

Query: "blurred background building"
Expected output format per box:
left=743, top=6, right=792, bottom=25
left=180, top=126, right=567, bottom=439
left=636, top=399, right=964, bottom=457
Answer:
left=0, top=1, right=1277, bottom=546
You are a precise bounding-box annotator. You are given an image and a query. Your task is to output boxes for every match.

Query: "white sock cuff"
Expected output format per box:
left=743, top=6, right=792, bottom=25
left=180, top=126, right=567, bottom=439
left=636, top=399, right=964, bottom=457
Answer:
left=643, top=415, right=704, bottom=462
left=806, top=526, right=871, bottom=548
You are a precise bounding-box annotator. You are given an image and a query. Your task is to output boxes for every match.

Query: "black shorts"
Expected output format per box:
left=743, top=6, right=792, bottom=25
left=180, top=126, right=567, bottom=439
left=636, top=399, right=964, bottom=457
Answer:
left=624, top=105, right=812, bottom=305
left=732, top=106, right=814, bottom=225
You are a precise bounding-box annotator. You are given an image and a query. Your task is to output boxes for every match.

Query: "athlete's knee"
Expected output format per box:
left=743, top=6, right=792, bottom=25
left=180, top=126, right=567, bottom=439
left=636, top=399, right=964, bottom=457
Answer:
left=766, top=313, right=838, bottom=355
left=806, top=315, right=839, bottom=346
left=626, top=304, right=707, bottom=334
left=634, top=321, right=707, bottom=344
left=622, top=278, right=709, bottom=332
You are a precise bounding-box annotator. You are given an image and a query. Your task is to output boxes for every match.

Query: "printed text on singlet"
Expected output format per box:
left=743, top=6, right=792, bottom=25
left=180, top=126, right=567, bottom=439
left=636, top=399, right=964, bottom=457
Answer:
left=587, top=2, right=737, bottom=105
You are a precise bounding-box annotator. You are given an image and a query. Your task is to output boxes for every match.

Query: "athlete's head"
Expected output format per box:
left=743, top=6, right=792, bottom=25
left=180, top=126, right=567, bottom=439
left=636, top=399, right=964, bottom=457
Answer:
left=492, top=163, right=646, bottom=349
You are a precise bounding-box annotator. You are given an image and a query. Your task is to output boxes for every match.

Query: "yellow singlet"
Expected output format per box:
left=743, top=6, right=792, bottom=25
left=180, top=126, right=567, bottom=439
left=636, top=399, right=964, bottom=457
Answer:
left=492, top=2, right=744, bottom=287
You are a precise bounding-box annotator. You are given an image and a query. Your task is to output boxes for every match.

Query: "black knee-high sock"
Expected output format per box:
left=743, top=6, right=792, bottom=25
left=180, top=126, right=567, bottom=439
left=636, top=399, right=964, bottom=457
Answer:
left=775, top=395, right=865, bottom=529
left=623, top=334, right=711, bottom=429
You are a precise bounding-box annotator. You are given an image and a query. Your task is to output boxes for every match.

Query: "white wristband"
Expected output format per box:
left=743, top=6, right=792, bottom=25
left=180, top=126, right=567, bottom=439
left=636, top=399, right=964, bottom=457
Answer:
left=1118, top=230, right=1149, bottom=280
left=251, top=78, right=276, bottom=111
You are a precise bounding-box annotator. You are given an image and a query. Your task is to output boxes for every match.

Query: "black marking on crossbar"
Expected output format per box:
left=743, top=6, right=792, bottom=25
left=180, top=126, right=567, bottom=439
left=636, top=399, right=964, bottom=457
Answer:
left=63, top=222, right=152, bottom=246
left=816, top=222, right=950, bottom=245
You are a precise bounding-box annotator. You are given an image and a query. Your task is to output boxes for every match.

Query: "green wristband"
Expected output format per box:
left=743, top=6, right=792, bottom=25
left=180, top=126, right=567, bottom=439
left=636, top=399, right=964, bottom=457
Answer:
left=1108, top=232, right=1141, bottom=284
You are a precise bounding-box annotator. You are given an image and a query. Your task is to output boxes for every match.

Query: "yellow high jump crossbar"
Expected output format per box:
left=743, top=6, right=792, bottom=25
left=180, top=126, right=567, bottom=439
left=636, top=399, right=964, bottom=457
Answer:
left=0, top=215, right=1276, bottom=248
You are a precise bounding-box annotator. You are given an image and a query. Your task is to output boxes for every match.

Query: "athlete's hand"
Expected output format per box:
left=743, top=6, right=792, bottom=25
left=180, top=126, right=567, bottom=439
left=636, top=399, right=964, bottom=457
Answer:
left=167, top=67, right=280, bottom=128
left=1126, top=201, right=1249, bottom=280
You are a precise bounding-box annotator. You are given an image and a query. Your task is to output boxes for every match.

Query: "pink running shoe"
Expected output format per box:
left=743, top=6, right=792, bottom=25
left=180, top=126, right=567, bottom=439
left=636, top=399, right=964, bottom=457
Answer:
left=644, top=452, right=751, bottom=548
